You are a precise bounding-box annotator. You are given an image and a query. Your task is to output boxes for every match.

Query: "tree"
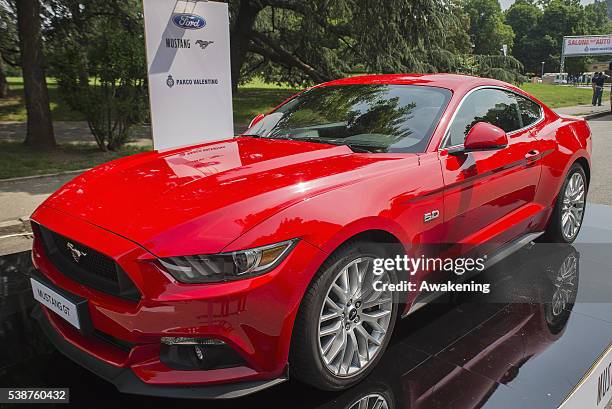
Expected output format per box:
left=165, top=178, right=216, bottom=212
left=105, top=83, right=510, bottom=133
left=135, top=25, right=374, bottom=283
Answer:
left=505, top=0, right=543, bottom=74
left=228, top=0, right=375, bottom=88
left=445, top=2, right=474, bottom=55
left=505, top=0, right=612, bottom=75
left=472, top=55, right=527, bottom=83
left=47, top=0, right=147, bottom=151
left=463, top=0, right=515, bottom=56
left=537, top=0, right=590, bottom=74
left=0, top=61, right=7, bottom=97
left=227, top=0, right=462, bottom=89
left=583, top=1, right=610, bottom=34
left=0, top=3, right=18, bottom=98
left=505, top=0, right=541, bottom=37
left=227, top=0, right=524, bottom=89
left=15, top=0, right=55, bottom=148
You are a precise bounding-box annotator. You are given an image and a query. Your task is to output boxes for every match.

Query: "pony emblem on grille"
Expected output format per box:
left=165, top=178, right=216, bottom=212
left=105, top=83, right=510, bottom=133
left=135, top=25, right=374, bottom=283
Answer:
left=67, top=242, right=87, bottom=263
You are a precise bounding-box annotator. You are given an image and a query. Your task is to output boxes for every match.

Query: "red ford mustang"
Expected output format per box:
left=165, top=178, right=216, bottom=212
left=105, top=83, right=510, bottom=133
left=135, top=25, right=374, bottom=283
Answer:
left=30, top=74, right=591, bottom=398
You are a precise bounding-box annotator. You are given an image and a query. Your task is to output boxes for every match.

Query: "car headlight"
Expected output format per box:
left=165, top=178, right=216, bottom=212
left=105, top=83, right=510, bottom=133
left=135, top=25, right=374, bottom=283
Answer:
left=157, top=239, right=298, bottom=283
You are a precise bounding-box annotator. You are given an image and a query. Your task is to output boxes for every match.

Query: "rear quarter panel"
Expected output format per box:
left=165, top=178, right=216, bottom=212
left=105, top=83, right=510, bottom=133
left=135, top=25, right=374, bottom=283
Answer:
left=533, top=114, right=591, bottom=230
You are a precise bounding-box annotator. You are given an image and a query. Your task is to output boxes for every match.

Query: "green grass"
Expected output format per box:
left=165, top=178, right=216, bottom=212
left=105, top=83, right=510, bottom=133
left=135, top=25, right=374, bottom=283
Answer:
left=238, top=77, right=296, bottom=89
left=233, top=87, right=296, bottom=125
left=520, top=83, right=610, bottom=108
left=0, top=141, right=151, bottom=179
left=233, top=77, right=296, bottom=124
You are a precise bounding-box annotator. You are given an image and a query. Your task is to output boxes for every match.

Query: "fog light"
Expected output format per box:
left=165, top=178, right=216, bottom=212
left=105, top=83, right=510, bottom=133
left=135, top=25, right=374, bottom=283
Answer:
left=160, top=337, right=246, bottom=371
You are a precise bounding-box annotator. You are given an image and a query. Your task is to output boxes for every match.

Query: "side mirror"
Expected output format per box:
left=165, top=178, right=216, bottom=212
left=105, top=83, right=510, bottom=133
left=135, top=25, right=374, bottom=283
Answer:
left=450, top=122, right=508, bottom=155
left=248, top=113, right=265, bottom=129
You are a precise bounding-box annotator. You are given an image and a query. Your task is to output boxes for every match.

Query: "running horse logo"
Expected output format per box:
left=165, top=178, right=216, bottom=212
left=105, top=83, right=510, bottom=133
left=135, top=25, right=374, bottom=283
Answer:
left=66, top=242, right=87, bottom=263
left=195, top=40, right=214, bottom=50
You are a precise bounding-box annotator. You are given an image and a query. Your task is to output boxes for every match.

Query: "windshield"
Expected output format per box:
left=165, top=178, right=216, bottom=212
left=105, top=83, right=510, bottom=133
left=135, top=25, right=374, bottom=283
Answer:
left=244, top=84, right=452, bottom=153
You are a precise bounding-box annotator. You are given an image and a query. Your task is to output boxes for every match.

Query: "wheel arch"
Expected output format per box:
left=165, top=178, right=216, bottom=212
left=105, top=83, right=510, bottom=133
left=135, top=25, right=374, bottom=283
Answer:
left=548, top=153, right=591, bottom=205
left=327, top=228, right=406, bottom=257
left=314, top=217, right=409, bottom=259
left=573, top=156, right=590, bottom=187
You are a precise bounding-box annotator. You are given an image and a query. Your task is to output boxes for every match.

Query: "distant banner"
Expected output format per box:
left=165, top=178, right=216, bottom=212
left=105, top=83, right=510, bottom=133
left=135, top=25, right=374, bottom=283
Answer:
left=563, top=35, right=612, bottom=57
left=143, top=0, right=234, bottom=151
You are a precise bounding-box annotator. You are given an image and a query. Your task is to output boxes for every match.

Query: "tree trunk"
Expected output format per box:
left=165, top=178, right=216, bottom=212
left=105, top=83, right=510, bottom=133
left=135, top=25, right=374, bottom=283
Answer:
left=16, top=0, right=56, bottom=149
left=0, top=61, right=8, bottom=98
left=230, top=0, right=263, bottom=92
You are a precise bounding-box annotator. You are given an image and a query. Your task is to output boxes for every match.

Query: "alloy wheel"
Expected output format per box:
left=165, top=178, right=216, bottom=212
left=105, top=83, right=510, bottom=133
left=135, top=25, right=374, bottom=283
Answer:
left=551, top=254, right=578, bottom=316
left=348, top=393, right=390, bottom=409
left=317, top=257, right=393, bottom=377
left=561, top=172, right=585, bottom=240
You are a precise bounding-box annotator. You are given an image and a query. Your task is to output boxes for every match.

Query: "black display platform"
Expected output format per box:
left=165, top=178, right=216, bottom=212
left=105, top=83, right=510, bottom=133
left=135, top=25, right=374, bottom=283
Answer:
left=1, top=203, right=612, bottom=409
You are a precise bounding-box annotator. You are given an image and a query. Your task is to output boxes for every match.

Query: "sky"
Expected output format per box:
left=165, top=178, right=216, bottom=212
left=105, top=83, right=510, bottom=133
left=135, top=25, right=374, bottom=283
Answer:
left=500, top=0, right=596, bottom=9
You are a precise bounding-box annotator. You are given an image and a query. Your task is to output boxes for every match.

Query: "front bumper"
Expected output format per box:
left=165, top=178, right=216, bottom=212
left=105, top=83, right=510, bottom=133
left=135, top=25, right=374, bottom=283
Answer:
left=30, top=205, right=325, bottom=396
left=32, top=305, right=287, bottom=399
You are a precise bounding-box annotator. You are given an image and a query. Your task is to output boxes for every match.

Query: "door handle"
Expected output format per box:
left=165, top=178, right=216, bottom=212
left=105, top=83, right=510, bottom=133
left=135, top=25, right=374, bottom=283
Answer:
left=525, top=150, right=539, bottom=159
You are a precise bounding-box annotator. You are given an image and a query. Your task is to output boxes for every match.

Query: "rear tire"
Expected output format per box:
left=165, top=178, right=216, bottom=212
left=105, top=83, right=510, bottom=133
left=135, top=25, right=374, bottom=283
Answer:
left=541, top=163, right=587, bottom=243
left=290, top=240, right=399, bottom=391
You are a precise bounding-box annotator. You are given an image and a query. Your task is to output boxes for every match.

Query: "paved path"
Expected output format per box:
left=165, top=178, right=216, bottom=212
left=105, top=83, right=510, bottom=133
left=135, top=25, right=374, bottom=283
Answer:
left=553, top=104, right=610, bottom=117
left=0, top=172, right=77, bottom=224
left=0, top=121, right=154, bottom=147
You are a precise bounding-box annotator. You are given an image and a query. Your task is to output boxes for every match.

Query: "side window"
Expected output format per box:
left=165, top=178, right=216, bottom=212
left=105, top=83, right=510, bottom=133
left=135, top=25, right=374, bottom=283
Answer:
left=446, top=89, right=522, bottom=147
left=515, top=94, right=542, bottom=127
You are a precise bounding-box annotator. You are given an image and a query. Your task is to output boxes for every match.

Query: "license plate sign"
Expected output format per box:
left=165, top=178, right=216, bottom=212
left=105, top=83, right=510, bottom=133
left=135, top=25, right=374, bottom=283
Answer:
left=31, top=278, right=82, bottom=330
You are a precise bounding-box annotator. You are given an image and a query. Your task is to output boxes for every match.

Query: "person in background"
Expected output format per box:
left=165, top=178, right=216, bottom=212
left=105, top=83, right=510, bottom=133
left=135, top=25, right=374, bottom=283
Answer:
left=593, top=72, right=608, bottom=107
left=592, top=72, right=600, bottom=106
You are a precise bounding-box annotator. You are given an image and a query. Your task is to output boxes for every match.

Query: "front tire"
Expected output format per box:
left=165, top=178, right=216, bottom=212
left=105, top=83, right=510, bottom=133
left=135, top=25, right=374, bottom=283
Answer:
left=542, top=163, right=587, bottom=243
left=290, top=240, right=399, bottom=390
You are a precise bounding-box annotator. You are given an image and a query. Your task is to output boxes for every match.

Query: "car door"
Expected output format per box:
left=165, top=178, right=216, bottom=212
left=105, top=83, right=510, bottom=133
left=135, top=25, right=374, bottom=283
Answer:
left=438, top=87, right=544, bottom=257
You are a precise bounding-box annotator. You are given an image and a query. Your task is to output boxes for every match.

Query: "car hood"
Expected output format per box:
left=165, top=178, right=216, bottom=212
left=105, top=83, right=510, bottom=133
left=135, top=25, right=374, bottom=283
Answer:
left=42, top=137, right=414, bottom=256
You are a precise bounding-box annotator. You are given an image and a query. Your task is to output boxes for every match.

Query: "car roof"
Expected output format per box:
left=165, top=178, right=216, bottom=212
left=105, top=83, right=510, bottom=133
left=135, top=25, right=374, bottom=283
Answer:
left=319, top=73, right=514, bottom=94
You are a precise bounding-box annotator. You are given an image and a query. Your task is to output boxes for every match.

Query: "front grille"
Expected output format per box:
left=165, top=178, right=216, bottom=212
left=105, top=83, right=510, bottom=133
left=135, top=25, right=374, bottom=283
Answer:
left=51, top=232, right=118, bottom=282
left=33, top=223, right=141, bottom=302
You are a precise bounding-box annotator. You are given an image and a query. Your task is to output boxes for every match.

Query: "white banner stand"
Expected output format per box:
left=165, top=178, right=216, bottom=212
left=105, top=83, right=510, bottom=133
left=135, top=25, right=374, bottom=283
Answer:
left=143, top=0, right=234, bottom=151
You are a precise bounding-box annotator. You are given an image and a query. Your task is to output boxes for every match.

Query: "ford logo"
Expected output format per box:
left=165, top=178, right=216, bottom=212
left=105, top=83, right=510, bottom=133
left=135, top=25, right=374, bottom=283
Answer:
left=172, top=13, right=206, bottom=30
